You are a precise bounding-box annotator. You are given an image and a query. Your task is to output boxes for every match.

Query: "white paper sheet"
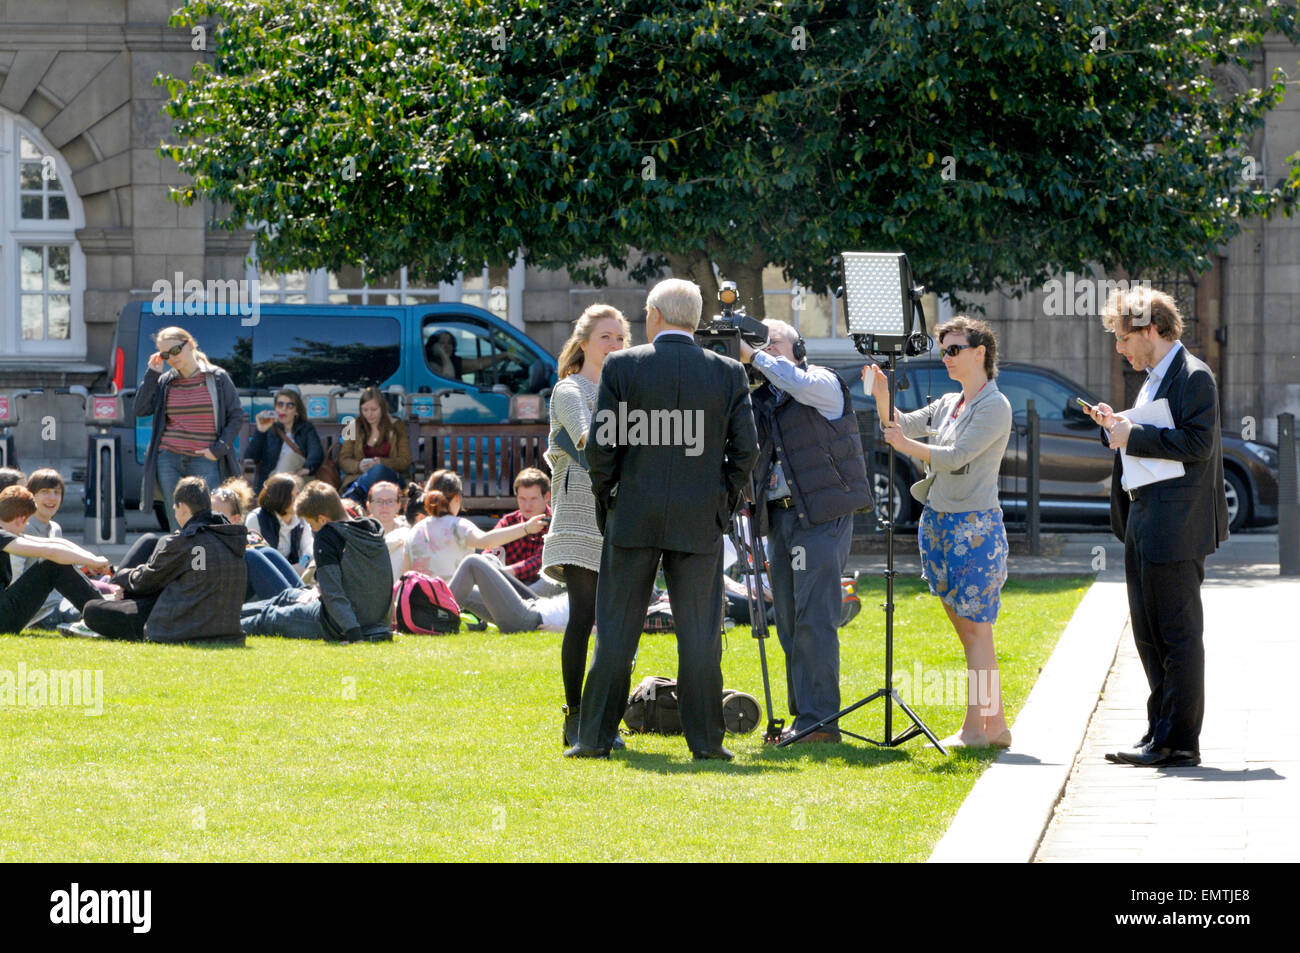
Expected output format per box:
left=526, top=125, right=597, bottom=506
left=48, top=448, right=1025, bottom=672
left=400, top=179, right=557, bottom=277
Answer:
left=1119, top=398, right=1186, bottom=490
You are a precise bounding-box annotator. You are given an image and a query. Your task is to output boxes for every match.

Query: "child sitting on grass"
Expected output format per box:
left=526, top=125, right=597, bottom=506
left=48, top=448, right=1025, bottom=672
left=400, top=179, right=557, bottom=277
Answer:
left=240, top=481, right=393, bottom=642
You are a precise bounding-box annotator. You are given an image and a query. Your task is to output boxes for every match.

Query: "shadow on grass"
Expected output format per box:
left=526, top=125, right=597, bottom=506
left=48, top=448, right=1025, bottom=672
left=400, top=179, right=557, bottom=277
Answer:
left=617, top=750, right=801, bottom=775
left=750, top=742, right=913, bottom=769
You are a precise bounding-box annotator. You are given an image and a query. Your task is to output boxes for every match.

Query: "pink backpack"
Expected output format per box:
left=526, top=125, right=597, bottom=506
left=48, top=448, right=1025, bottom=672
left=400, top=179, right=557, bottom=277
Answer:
left=392, top=571, right=462, bottom=635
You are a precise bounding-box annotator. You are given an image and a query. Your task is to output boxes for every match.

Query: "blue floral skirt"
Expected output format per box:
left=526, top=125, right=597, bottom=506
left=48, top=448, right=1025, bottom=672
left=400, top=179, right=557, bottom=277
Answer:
left=918, top=506, right=1009, bottom=623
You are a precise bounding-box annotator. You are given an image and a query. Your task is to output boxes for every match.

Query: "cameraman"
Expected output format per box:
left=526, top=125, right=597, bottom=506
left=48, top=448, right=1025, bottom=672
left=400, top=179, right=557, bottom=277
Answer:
left=740, top=320, right=872, bottom=744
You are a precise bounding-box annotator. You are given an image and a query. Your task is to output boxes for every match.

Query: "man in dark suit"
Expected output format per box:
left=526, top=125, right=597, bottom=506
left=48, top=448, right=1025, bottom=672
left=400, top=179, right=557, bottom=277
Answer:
left=1089, top=287, right=1229, bottom=768
left=565, top=278, right=759, bottom=760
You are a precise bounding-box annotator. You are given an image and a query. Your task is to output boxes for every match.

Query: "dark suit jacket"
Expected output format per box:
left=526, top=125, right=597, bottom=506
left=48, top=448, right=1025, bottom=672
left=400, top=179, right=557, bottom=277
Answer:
left=1107, top=345, right=1230, bottom=563
left=586, top=334, right=759, bottom=554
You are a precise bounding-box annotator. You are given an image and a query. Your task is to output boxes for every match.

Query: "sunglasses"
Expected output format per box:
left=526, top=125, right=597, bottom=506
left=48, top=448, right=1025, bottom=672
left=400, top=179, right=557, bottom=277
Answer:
left=158, top=342, right=187, bottom=358
left=369, top=497, right=400, bottom=505
left=939, top=343, right=974, bottom=358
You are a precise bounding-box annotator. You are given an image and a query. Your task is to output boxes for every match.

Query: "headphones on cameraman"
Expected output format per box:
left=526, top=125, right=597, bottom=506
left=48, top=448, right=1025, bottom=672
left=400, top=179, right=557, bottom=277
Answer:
left=792, top=335, right=806, bottom=363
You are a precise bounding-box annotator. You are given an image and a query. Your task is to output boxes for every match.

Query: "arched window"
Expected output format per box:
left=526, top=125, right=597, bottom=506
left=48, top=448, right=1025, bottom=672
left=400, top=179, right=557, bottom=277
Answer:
left=0, top=112, right=86, bottom=359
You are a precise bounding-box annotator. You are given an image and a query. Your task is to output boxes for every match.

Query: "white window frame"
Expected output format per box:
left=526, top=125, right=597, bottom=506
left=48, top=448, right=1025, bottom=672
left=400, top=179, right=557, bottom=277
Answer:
left=0, top=112, right=86, bottom=360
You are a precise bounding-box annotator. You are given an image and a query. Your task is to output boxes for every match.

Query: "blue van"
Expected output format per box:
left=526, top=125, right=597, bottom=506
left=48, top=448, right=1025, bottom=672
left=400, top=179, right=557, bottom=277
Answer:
left=110, top=301, right=558, bottom=510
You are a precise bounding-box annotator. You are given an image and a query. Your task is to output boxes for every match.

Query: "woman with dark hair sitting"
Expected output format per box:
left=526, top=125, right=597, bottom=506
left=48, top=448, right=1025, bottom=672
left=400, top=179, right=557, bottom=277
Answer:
left=248, top=387, right=324, bottom=492
left=245, top=473, right=313, bottom=577
left=338, top=386, right=412, bottom=503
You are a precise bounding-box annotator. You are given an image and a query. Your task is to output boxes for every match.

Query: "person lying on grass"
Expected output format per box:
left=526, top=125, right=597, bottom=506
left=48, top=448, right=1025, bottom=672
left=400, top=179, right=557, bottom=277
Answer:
left=76, top=476, right=248, bottom=644
left=0, top=486, right=109, bottom=635
left=240, top=481, right=394, bottom=643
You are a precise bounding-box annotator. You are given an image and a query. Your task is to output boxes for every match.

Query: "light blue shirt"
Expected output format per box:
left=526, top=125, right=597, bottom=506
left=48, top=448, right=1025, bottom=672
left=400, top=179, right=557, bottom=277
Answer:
left=751, top=351, right=846, bottom=500
left=1134, top=340, right=1182, bottom=409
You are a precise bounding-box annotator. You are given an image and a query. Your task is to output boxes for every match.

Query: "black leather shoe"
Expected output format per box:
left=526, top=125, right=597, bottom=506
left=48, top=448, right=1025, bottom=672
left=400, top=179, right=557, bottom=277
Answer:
left=1105, top=737, right=1154, bottom=762
left=610, top=734, right=626, bottom=751
left=564, top=743, right=610, bottom=759
left=1116, top=747, right=1200, bottom=768
left=692, top=747, right=735, bottom=761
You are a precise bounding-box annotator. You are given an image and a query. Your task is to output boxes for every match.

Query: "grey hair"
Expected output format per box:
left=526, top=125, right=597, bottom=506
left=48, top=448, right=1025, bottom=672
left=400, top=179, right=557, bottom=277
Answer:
left=646, top=278, right=703, bottom=330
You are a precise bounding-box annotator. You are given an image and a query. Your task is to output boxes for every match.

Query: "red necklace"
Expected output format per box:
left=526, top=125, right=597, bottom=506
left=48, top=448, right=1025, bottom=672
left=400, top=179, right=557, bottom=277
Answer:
left=951, top=381, right=989, bottom=419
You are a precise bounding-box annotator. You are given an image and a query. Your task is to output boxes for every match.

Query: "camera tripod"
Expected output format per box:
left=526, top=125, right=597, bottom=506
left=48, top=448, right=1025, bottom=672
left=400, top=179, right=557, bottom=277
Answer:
left=727, top=477, right=785, bottom=744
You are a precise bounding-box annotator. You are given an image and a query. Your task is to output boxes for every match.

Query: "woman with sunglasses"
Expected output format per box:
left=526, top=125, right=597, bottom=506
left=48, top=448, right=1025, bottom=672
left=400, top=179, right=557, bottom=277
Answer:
left=864, top=316, right=1014, bottom=749
left=248, top=387, right=324, bottom=492
left=134, top=326, right=246, bottom=531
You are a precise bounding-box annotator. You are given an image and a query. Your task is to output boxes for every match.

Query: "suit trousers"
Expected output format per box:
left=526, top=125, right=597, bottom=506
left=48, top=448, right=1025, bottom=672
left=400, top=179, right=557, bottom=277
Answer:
left=578, top=539, right=726, bottom=753
left=1124, top=500, right=1206, bottom=751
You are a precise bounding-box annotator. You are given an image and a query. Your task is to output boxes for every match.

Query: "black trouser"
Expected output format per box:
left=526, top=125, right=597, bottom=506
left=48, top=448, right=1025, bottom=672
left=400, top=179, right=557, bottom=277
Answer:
left=1125, top=503, right=1206, bottom=752
left=82, top=595, right=160, bottom=642
left=0, top=561, right=101, bottom=634
left=578, top=540, right=725, bottom=754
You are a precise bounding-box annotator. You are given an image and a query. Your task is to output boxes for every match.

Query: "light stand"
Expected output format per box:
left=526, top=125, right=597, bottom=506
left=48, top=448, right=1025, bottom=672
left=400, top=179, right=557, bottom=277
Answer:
left=776, top=252, right=945, bottom=753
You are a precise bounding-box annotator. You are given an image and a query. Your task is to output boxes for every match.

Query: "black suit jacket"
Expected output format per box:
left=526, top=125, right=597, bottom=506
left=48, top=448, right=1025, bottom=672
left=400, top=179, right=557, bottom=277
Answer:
left=586, top=335, right=759, bottom=554
left=1107, top=345, right=1230, bottom=563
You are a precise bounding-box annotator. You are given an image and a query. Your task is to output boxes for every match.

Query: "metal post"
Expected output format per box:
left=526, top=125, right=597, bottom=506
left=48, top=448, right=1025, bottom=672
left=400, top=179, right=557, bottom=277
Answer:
left=1026, top=399, right=1041, bottom=556
left=1278, top=413, right=1299, bottom=576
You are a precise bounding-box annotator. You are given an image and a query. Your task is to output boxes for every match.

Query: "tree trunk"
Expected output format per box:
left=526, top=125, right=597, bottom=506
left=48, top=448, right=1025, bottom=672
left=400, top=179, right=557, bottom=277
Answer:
left=713, top=246, right=768, bottom=321
left=663, top=249, right=721, bottom=322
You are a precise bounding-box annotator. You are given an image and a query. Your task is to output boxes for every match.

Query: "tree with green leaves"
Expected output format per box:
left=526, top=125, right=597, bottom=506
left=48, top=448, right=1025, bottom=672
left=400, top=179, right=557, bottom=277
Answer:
left=161, top=0, right=1300, bottom=317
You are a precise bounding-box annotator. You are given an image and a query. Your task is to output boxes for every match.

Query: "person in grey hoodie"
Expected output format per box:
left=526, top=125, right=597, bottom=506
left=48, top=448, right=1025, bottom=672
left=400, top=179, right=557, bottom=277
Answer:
left=240, top=481, right=394, bottom=642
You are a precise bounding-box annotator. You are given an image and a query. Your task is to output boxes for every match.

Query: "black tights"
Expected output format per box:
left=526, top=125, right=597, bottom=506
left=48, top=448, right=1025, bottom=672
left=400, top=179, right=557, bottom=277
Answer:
left=560, top=565, right=599, bottom=709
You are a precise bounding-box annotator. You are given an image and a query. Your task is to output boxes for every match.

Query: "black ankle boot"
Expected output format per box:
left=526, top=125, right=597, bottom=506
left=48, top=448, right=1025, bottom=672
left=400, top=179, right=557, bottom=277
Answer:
left=563, top=704, right=581, bottom=747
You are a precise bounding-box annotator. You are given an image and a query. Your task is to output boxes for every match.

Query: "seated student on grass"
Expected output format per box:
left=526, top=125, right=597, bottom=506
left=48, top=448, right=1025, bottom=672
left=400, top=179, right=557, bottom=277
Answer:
left=0, top=468, right=26, bottom=493
left=448, top=552, right=572, bottom=635
left=246, top=473, right=313, bottom=577
left=240, top=481, right=393, bottom=642
left=76, top=477, right=248, bottom=644
left=0, top=486, right=109, bottom=634
left=364, top=480, right=410, bottom=580
left=209, top=478, right=303, bottom=601
left=487, top=467, right=558, bottom=596
left=403, top=469, right=549, bottom=582
left=13, top=468, right=86, bottom=629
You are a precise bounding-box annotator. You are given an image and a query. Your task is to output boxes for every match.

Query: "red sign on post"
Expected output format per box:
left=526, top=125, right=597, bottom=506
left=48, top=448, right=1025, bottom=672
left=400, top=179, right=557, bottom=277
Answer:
left=92, top=397, right=118, bottom=421
left=0, top=397, right=9, bottom=422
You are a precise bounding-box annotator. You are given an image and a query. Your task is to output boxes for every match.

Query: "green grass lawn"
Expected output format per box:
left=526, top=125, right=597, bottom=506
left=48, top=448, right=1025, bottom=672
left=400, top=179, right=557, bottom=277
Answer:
left=0, top=576, right=1091, bottom=862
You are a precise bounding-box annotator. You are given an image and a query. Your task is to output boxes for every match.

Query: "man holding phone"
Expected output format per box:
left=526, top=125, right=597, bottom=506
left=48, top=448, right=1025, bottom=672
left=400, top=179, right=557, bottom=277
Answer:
left=1086, top=288, right=1228, bottom=768
left=489, top=468, right=557, bottom=594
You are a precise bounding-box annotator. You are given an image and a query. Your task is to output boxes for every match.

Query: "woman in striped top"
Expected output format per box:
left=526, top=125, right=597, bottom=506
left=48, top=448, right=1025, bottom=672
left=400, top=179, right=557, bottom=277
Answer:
left=133, top=326, right=246, bottom=531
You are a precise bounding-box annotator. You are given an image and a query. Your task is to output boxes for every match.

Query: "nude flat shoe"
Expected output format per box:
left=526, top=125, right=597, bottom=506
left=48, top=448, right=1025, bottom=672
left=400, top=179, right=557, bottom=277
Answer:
left=940, top=732, right=988, bottom=749
left=987, top=729, right=1012, bottom=748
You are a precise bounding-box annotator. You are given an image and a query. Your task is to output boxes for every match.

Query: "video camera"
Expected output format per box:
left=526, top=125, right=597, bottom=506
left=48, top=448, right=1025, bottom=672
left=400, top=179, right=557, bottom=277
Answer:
left=694, top=281, right=769, bottom=365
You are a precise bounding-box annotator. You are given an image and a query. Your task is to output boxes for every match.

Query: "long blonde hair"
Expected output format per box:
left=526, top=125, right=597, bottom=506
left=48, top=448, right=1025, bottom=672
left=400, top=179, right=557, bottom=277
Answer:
left=556, top=305, right=631, bottom=379
left=154, top=326, right=211, bottom=366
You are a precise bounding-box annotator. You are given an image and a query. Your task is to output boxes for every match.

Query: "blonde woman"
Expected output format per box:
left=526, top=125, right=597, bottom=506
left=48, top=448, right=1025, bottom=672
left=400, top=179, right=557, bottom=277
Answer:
left=541, top=304, right=630, bottom=746
left=133, top=326, right=245, bottom=531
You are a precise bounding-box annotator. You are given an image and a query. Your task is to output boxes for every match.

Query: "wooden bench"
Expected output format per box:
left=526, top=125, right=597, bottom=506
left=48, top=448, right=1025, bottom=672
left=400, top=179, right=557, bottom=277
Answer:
left=410, top=422, right=550, bottom=513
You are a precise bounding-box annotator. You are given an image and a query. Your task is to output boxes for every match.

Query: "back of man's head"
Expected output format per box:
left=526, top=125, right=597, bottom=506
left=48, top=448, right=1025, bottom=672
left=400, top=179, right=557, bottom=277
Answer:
left=646, top=279, right=703, bottom=331
left=0, top=485, right=36, bottom=523
left=296, top=480, right=347, bottom=523
left=173, top=477, right=210, bottom=516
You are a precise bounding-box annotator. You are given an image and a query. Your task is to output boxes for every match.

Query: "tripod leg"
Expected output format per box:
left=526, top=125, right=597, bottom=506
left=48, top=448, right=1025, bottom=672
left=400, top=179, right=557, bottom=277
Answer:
left=890, top=691, right=948, bottom=754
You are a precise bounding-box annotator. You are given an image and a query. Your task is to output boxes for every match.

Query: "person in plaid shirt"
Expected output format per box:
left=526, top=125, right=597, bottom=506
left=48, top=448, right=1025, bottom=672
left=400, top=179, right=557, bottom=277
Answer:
left=491, top=468, right=558, bottom=595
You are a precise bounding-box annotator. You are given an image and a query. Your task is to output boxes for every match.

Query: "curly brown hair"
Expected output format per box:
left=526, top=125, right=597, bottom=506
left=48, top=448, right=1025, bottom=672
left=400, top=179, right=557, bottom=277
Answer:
left=935, top=315, right=999, bottom=379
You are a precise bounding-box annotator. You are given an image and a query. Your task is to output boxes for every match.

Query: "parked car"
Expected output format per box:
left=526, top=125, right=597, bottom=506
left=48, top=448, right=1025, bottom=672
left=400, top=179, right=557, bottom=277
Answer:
left=108, top=301, right=559, bottom=514
left=832, top=359, right=1279, bottom=534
